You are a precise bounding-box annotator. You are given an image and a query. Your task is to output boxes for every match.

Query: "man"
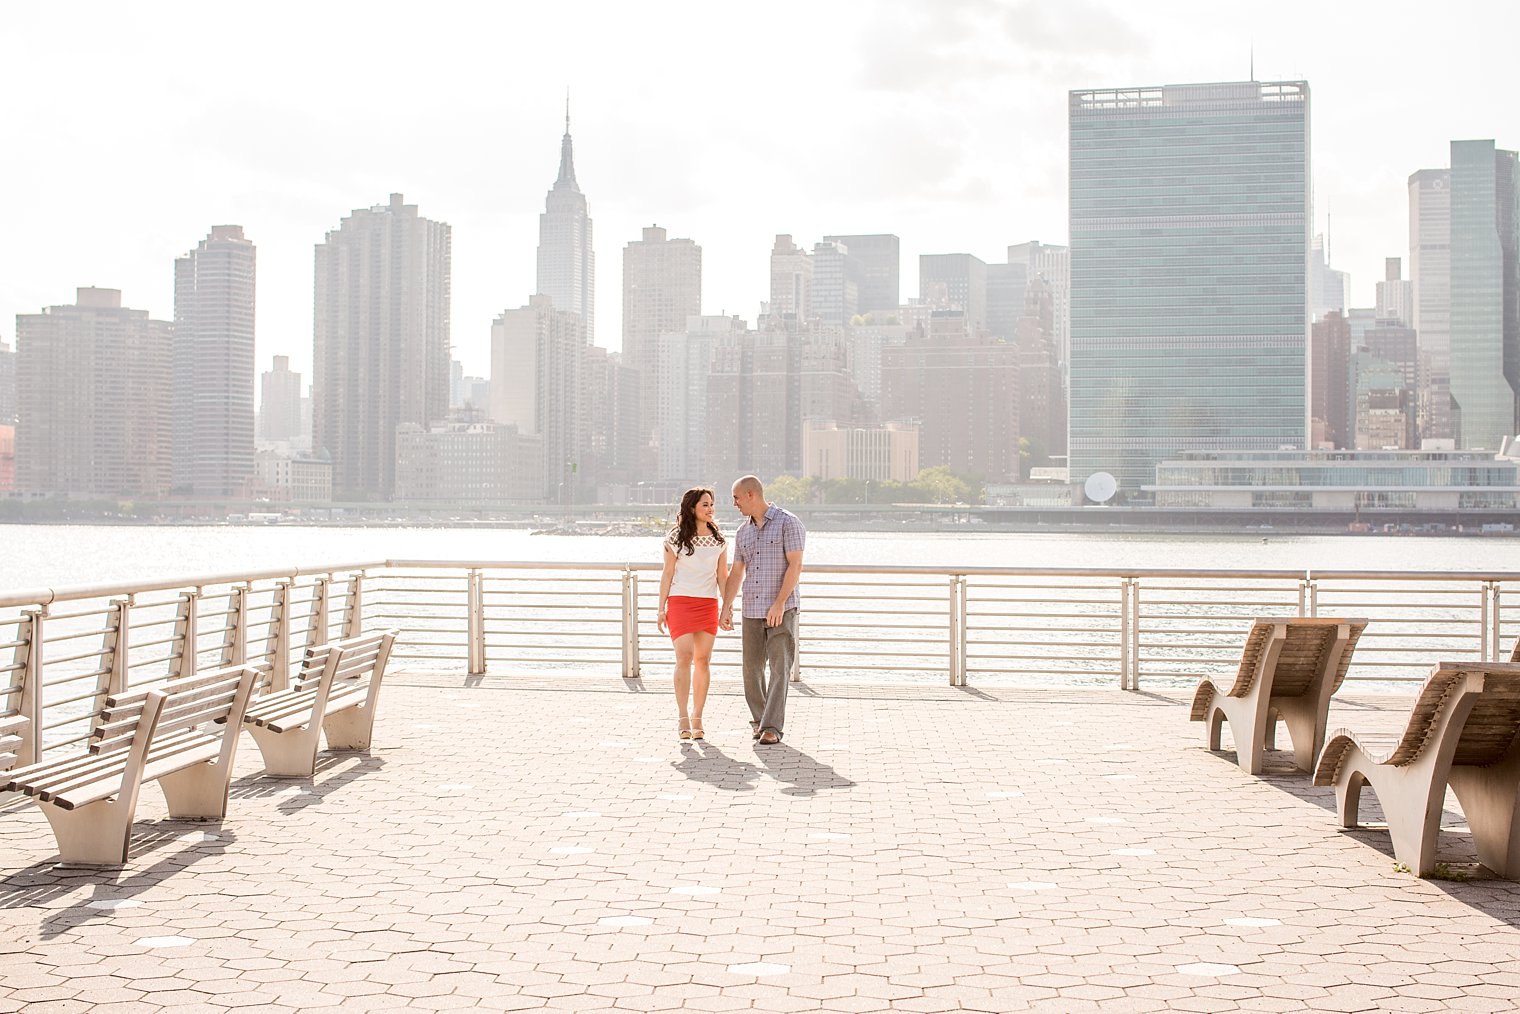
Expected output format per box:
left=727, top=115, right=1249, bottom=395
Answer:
left=720, top=474, right=805, bottom=745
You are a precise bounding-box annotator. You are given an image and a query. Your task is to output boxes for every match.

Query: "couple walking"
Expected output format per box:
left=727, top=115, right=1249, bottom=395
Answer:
left=656, top=475, right=805, bottom=746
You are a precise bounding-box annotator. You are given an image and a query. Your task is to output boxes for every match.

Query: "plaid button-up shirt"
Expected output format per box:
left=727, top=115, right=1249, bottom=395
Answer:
left=735, top=504, right=806, bottom=619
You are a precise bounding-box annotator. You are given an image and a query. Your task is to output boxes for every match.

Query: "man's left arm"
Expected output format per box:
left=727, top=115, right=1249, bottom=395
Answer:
left=766, top=518, right=806, bottom=627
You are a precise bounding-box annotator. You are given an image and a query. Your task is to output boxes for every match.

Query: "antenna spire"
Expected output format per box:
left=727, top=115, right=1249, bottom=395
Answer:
left=565, top=89, right=571, bottom=134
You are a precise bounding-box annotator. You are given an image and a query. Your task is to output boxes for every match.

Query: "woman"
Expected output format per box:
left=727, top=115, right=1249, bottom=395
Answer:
left=657, top=487, right=728, bottom=740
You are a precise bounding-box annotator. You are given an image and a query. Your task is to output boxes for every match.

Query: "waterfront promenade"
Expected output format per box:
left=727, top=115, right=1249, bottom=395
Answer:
left=3, top=673, right=1518, bottom=1012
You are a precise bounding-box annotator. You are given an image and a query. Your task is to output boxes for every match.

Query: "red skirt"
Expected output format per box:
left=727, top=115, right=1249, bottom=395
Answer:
left=667, top=595, right=718, bottom=640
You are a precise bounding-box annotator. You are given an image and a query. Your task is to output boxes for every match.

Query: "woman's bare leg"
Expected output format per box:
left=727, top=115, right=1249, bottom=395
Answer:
left=673, top=633, right=695, bottom=723
left=690, top=630, right=715, bottom=728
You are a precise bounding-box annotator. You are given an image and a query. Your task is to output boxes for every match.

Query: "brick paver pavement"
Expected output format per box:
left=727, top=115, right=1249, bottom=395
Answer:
left=2, top=674, right=1519, bottom=1012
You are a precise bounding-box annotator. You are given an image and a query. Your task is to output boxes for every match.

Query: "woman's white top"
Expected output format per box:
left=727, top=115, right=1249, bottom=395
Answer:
left=665, top=533, right=725, bottom=599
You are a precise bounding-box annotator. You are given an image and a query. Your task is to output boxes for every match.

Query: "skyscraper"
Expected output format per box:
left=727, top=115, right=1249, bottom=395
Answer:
left=0, top=337, right=14, bottom=425
left=260, top=355, right=303, bottom=443
left=1006, top=241, right=1070, bottom=372
left=822, top=234, right=900, bottom=315
left=811, top=240, right=861, bottom=325
left=1448, top=139, right=1519, bottom=450
left=314, top=194, right=451, bottom=501
left=1410, top=168, right=1453, bottom=442
left=174, top=225, right=256, bottom=497
left=656, top=315, right=744, bottom=482
left=1068, top=80, right=1310, bottom=492
left=15, top=288, right=172, bottom=498
left=919, top=253, right=988, bottom=334
left=985, top=262, right=1029, bottom=342
left=536, top=106, right=594, bottom=341
left=1376, top=257, right=1413, bottom=325
left=623, top=225, right=700, bottom=454
left=769, top=235, right=812, bottom=320
left=1310, top=234, right=1348, bottom=322
left=491, top=295, right=589, bottom=502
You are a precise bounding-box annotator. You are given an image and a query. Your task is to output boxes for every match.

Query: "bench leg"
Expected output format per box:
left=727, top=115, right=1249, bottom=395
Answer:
left=1275, top=698, right=1324, bottom=773
left=1449, top=740, right=1520, bottom=878
left=39, top=798, right=135, bottom=866
left=246, top=724, right=322, bottom=778
left=157, top=762, right=233, bottom=820
left=321, top=705, right=375, bottom=752
left=1332, top=747, right=1370, bottom=828
left=1204, top=705, right=1225, bottom=752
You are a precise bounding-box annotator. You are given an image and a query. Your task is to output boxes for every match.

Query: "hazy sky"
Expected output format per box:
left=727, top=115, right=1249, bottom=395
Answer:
left=4, top=1, right=1517, bottom=384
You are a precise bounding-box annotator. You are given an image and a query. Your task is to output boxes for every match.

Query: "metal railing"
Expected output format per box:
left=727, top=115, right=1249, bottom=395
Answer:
left=3, top=559, right=1519, bottom=767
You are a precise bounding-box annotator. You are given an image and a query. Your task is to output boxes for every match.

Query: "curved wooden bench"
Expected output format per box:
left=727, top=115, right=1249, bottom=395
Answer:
left=1191, top=617, right=1366, bottom=773
left=242, top=630, right=397, bottom=777
left=1313, top=660, right=1520, bottom=878
left=2, top=664, right=257, bottom=865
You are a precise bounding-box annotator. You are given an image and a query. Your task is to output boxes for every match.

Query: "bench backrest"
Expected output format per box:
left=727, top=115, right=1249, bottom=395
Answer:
left=1451, top=666, right=1520, bottom=766
left=1227, top=617, right=1365, bottom=699
left=91, top=664, right=257, bottom=756
left=292, top=630, right=395, bottom=695
left=1376, top=662, right=1520, bottom=767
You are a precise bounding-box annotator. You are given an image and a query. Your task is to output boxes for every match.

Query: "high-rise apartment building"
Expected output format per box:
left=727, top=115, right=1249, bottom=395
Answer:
left=881, top=313, right=1019, bottom=482
left=811, top=240, right=861, bottom=325
left=172, top=225, right=256, bottom=498
left=313, top=194, right=451, bottom=501
left=623, top=225, right=701, bottom=455
left=1007, top=241, right=1070, bottom=370
left=582, top=346, right=640, bottom=487
left=15, top=288, right=172, bottom=498
left=1016, top=275, right=1065, bottom=471
left=919, top=253, right=988, bottom=334
left=0, top=338, right=15, bottom=425
left=822, top=234, right=900, bottom=315
left=769, top=235, right=812, bottom=320
left=491, top=295, right=589, bottom=502
left=537, top=109, right=594, bottom=341
left=260, top=355, right=303, bottom=443
left=1410, top=168, right=1453, bottom=442
left=1068, top=80, right=1310, bottom=492
left=1449, top=139, right=1520, bottom=451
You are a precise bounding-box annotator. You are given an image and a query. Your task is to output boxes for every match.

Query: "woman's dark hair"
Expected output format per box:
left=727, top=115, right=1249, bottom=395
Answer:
left=671, top=486, right=724, bottom=556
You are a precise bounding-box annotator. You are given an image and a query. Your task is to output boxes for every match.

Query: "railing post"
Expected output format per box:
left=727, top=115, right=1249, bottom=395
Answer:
left=630, top=571, right=642, bottom=679
left=948, top=576, right=961, bottom=686
left=308, top=577, right=331, bottom=650
left=222, top=584, right=249, bottom=667
left=1480, top=580, right=1502, bottom=662
left=1495, top=582, right=1506, bottom=662
left=102, top=596, right=130, bottom=696
left=14, top=609, right=44, bottom=767
left=955, top=576, right=969, bottom=686
left=620, top=568, right=635, bottom=679
left=268, top=579, right=292, bottom=692
left=172, top=589, right=200, bottom=678
left=1126, top=578, right=1141, bottom=691
left=467, top=569, right=485, bottom=677
left=343, top=572, right=365, bottom=640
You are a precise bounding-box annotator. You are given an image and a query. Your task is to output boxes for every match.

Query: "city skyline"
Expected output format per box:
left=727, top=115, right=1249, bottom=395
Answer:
left=4, top=1, right=1518, bottom=381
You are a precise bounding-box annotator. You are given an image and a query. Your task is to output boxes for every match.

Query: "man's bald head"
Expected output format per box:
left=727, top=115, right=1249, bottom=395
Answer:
left=732, top=474, right=766, bottom=520
left=733, top=475, right=763, bottom=498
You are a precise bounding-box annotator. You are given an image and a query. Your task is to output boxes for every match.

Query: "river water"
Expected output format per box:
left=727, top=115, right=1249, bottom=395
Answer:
left=3, top=524, right=1520, bottom=592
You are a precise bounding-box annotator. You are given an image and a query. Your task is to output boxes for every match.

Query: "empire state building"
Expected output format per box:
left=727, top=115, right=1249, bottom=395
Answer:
left=536, top=106, right=594, bottom=341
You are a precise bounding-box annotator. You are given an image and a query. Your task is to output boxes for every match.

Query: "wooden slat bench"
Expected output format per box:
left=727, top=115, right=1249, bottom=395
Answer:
left=1313, top=660, right=1520, bottom=878
left=242, top=629, right=397, bottom=777
left=1190, top=617, right=1366, bottom=774
left=2, top=664, right=257, bottom=865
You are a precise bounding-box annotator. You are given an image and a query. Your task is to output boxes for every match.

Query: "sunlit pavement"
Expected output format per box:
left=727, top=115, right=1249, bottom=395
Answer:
left=3, top=675, right=1519, bottom=1013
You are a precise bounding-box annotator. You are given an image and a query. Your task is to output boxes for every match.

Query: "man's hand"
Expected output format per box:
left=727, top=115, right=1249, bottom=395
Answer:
left=766, top=602, right=785, bottom=628
left=719, top=605, right=733, bottom=631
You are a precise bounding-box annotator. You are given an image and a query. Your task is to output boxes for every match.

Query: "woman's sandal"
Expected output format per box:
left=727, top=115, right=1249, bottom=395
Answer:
left=678, top=717, right=692, bottom=741
left=690, top=718, right=705, bottom=740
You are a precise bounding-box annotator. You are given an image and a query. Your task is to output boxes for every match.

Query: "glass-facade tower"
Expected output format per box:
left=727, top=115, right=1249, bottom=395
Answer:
left=1448, top=139, right=1520, bottom=451
left=1068, top=81, right=1310, bottom=493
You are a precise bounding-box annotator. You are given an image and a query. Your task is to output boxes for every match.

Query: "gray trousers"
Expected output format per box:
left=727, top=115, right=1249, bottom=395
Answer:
left=742, top=609, right=798, bottom=737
